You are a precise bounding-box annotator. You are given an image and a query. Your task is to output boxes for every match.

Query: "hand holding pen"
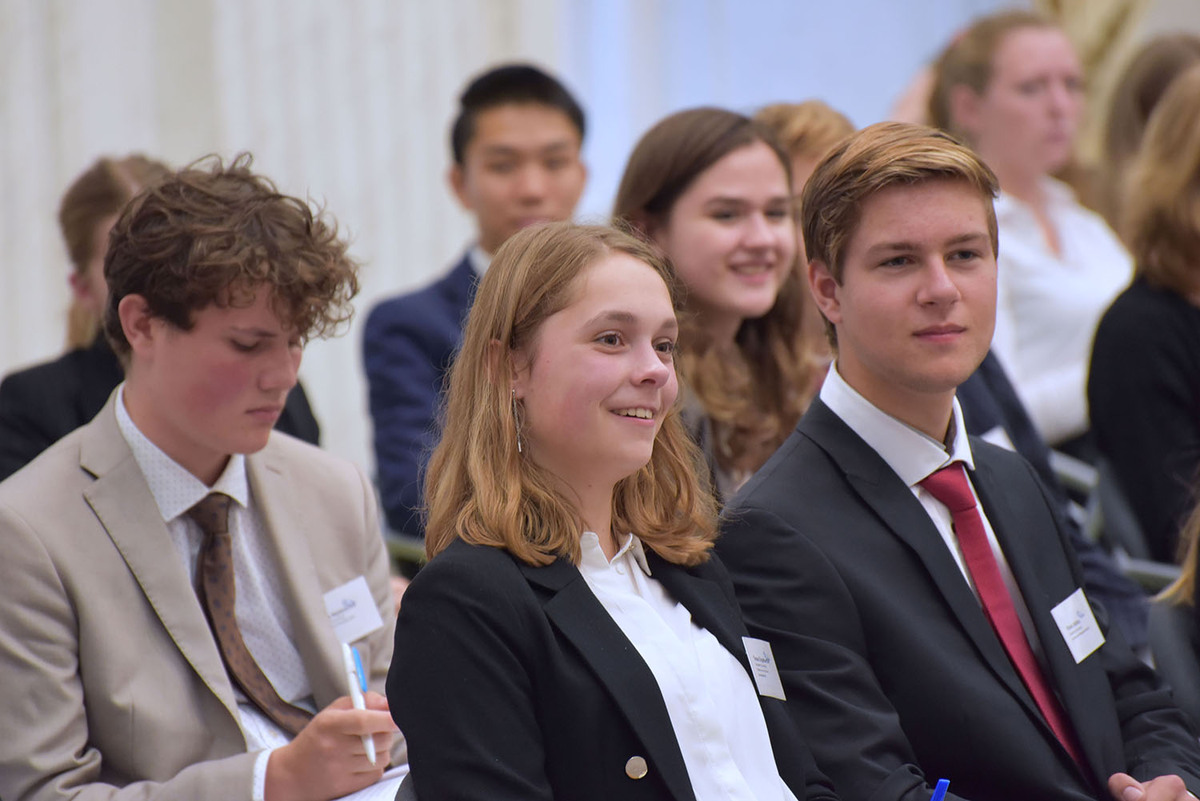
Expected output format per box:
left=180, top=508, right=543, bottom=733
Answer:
left=264, top=659, right=397, bottom=800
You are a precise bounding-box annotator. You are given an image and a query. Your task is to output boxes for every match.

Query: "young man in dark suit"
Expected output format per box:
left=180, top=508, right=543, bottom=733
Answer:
left=363, top=64, right=587, bottom=537
left=717, top=122, right=1200, bottom=801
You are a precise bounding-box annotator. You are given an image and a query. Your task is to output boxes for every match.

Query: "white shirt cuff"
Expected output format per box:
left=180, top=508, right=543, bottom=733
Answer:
left=253, top=747, right=276, bottom=801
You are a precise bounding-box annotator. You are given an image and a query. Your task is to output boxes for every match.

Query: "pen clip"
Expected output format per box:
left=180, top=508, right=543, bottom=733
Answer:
left=351, top=645, right=368, bottom=694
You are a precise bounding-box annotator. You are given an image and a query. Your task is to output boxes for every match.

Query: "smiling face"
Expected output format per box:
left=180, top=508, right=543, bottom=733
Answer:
left=451, top=102, right=587, bottom=255
left=651, top=140, right=796, bottom=343
left=120, top=285, right=303, bottom=484
left=513, top=252, right=678, bottom=504
left=810, top=178, right=996, bottom=439
left=956, top=26, right=1084, bottom=181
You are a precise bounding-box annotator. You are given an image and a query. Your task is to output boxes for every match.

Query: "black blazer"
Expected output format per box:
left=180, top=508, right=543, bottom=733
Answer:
left=0, top=337, right=321, bottom=481
left=959, top=351, right=1148, bottom=651
left=387, top=539, right=838, bottom=801
left=718, top=399, right=1200, bottom=801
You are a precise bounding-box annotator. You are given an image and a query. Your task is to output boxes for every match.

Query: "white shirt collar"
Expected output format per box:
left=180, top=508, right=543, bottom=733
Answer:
left=579, top=530, right=652, bottom=576
left=115, top=384, right=250, bottom=522
left=818, top=362, right=975, bottom=487
left=467, top=244, right=492, bottom=278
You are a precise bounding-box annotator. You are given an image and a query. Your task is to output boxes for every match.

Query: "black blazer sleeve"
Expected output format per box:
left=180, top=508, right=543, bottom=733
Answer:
left=389, top=546, right=556, bottom=801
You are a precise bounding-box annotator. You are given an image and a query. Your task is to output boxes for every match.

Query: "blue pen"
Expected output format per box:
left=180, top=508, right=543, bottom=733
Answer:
left=351, top=646, right=368, bottom=694
left=341, top=643, right=376, bottom=765
left=930, top=778, right=950, bottom=801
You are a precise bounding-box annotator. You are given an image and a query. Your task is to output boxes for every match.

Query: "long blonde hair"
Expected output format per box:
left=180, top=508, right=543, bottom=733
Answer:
left=423, top=222, right=717, bottom=567
left=1123, top=63, right=1200, bottom=298
left=1098, top=34, right=1200, bottom=233
left=1161, top=500, right=1200, bottom=605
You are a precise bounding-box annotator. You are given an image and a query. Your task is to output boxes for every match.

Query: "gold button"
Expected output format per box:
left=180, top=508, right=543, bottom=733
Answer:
left=625, top=755, right=648, bottom=779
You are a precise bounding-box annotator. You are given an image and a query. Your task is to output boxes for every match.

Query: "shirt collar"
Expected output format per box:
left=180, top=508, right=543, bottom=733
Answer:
left=115, top=384, right=250, bottom=523
left=579, top=531, right=652, bottom=576
left=467, top=244, right=492, bottom=278
left=818, top=362, right=975, bottom=487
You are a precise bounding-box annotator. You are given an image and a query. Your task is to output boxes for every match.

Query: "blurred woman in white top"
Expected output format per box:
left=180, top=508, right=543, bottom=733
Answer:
left=929, top=9, right=1132, bottom=456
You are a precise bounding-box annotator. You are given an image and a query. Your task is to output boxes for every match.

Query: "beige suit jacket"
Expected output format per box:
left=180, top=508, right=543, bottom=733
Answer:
left=0, top=395, right=396, bottom=801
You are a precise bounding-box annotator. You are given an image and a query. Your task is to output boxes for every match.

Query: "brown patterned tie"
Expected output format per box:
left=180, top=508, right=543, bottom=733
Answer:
left=188, top=492, right=313, bottom=737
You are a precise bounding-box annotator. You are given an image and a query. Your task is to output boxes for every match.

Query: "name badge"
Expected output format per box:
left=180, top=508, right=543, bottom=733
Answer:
left=1050, top=587, right=1105, bottom=664
left=324, top=576, right=385, bottom=644
left=743, top=637, right=786, bottom=700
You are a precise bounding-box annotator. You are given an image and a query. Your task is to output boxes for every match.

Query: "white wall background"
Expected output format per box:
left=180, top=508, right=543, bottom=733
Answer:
left=0, top=0, right=1123, bottom=478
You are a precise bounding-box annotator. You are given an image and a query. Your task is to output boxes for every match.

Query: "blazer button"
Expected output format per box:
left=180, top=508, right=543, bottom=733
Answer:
left=625, top=755, right=648, bottom=779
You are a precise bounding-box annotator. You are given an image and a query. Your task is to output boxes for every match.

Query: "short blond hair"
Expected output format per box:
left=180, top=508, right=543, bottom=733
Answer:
left=801, top=122, right=999, bottom=345
left=424, top=222, right=717, bottom=567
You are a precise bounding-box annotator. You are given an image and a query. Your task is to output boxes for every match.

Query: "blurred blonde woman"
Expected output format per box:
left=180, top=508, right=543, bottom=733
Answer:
left=930, top=10, right=1132, bottom=456
left=1089, top=63, right=1200, bottom=563
left=0, top=155, right=169, bottom=481
left=388, top=222, right=838, bottom=801
left=1097, top=33, right=1200, bottom=235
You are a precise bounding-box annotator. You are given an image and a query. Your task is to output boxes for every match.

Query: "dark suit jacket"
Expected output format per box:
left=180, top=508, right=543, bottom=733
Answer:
left=363, top=254, right=476, bottom=536
left=959, top=351, right=1148, bottom=651
left=388, top=539, right=838, bottom=801
left=0, top=337, right=321, bottom=482
left=718, top=399, right=1200, bottom=801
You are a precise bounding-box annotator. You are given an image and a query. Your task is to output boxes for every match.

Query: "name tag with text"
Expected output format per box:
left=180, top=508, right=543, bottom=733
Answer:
left=743, top=637, right=786, bottom=700
left=1050, top=587, right=1105, bottom=664
left=324, top=576, right=385, bottom=644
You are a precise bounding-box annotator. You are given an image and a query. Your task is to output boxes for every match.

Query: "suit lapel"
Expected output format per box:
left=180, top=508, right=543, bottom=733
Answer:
left=520, top=560, right=697, bottom=801
left=648, top=554, right=751, bottom=674
left=803, top=400, right=1049, bottom=728
left=249, top=445, right=344, bottom=707
left=971, top=453, right=1111, bottom=780
left=80, top=402, right=242, bottom=728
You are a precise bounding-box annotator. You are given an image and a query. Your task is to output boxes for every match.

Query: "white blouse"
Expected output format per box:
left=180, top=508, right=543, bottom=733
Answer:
left=990, top=177, right=1132, bottom=445
left=577, top=531, right=797, bottom=801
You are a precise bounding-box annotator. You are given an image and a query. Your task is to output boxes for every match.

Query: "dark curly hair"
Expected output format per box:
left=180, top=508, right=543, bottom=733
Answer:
left=103, top=153, right=359, bottom=358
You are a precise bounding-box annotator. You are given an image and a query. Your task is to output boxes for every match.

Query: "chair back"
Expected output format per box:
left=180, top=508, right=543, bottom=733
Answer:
left=1148, top=599, right=1200, bottom=730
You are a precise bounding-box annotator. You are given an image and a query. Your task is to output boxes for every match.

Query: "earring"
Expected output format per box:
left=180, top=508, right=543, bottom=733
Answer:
left=511, top=388, right=524, bottom=454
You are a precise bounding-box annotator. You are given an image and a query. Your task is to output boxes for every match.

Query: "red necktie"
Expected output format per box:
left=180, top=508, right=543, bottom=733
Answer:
left=920, top=463, right=1086, bottom=771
